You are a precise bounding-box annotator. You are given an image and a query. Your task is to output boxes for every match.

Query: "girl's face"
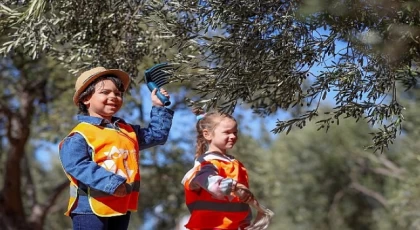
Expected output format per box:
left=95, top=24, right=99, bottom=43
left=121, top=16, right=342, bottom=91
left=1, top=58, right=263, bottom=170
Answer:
left=83, top=79, right=123, bottom=121
left=205, top=117, right=238, bottom=154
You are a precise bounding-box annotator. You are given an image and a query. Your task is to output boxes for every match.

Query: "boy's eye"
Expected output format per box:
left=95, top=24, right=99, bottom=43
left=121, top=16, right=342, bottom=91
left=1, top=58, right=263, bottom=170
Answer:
left=100, top=90, right=122, bottom=96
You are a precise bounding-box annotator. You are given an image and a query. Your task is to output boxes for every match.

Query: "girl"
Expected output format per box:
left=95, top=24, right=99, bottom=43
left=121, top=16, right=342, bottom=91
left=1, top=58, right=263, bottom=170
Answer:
left=182, top=109, right=254, bottom=230
left=59, top=66, right=174, bottom=230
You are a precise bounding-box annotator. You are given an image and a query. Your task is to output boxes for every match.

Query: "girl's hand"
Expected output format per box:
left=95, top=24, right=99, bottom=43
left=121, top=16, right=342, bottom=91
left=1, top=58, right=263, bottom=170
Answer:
left=234, top=183, right=254, bottom=203
left=151, top=88, right=170, bottom=107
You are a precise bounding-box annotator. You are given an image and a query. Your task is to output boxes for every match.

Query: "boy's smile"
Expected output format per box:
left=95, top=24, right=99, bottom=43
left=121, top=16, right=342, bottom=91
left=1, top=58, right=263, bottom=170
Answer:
left=83, top=79, right=123, bottom=121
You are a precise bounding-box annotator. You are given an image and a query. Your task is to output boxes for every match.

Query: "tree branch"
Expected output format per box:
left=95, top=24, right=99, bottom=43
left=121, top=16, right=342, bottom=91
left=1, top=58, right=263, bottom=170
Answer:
left=28, top=180, right=68, bottom=227
left=328, top=189, right=346, bottom=229
left=378, top=154, right=405, bottom=174
left=370, top=167, right=405, bottom=180
left=349, top=182, right=387, bottom=208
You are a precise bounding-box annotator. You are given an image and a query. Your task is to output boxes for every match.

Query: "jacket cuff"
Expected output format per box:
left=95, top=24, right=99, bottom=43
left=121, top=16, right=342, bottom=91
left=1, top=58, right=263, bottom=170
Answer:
left=104, top=176, right=127, bottom=194
left=151, top=106, right=174, bottom=116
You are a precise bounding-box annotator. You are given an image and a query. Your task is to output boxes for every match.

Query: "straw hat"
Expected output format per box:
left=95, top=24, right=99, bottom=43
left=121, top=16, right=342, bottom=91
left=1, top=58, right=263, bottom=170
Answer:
left=73, top=67, right=130, bottom=105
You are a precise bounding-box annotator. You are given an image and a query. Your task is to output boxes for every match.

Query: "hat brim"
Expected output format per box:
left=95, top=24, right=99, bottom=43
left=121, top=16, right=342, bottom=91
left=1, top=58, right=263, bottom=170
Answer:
left=73, top=69, right=130, bottom=105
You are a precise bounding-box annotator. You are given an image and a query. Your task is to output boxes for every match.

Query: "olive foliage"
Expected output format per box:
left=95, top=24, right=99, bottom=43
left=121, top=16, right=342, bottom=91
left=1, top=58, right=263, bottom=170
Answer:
left=156, top=0, right=420, bottom=152
left=3, top=1, right=419, bottom=151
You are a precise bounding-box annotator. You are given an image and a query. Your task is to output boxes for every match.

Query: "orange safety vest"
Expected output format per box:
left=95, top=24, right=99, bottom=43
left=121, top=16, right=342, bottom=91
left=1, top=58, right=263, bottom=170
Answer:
left=59, top=122, right=140, bottom=217
left=182, top=152, right=252, bottom=229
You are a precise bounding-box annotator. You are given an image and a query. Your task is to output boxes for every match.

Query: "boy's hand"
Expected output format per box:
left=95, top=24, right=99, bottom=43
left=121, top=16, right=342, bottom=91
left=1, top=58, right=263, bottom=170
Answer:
left=113, top=183, right=128, bottom=197
left=151, top=88, right=170, bottom=107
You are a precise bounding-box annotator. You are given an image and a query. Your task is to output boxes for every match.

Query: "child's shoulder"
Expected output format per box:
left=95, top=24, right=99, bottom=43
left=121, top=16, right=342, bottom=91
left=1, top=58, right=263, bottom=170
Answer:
left=196, top=152, right=238, bottom=168
left=59, top=131, right=86, bottom=149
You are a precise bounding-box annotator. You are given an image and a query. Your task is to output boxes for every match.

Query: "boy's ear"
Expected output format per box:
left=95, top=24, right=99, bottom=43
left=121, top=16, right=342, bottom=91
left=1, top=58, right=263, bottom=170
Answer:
left=81, top=94, right=92, bottom=105
left=203, top=129, right=211, bottom=140
left=82, top=97, right=90, bottom=105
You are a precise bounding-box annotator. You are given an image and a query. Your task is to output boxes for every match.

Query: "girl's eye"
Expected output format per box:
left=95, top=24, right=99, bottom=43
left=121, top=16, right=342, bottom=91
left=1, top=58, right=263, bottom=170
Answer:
left=225, top=131, right=237, bottom=134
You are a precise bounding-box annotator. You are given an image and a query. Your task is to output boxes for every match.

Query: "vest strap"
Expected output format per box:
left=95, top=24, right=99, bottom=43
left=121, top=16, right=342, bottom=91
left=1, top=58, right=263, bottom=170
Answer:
left=71, top=181, right=140, bottom=197
left=187, top=200, right=249, bottom=212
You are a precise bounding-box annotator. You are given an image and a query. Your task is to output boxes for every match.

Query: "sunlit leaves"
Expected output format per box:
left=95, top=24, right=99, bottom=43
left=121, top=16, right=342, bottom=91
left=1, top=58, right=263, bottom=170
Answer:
left=159, top=0, right=420, bottom=152
left=2, top=0, right=420, bottom=151
left=0, top=0, right=177, bottom=77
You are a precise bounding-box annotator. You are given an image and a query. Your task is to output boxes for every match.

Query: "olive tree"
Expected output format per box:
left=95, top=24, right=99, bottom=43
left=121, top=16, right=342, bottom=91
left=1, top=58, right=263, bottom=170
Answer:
left=157, top=0, right=420, bottom=152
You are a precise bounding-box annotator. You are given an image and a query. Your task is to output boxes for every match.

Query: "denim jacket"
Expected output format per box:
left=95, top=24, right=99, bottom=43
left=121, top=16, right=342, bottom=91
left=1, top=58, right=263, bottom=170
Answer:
left=59, top=106, right=174, bottom=214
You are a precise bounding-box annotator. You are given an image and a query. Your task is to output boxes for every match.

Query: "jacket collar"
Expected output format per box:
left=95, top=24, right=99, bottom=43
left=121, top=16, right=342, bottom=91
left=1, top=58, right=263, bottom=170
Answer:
left=76, top=115, right=126, bottom=126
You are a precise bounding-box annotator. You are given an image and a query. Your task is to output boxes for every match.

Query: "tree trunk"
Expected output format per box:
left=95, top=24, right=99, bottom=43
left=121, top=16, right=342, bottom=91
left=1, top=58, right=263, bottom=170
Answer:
left=0, top=121, right=30, bottom=229
left=0, top=92, right=33, bottom=230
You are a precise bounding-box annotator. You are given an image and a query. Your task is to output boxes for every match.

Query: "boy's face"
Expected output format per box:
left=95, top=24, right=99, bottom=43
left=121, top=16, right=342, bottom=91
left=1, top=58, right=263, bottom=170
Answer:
left=83, top=79, right=123, bottom=121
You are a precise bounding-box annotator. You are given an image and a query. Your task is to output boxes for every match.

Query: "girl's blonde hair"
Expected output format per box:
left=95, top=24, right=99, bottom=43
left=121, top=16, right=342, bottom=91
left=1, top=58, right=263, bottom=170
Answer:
left=192, top=107, right=236, bottom=158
